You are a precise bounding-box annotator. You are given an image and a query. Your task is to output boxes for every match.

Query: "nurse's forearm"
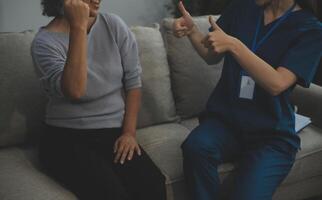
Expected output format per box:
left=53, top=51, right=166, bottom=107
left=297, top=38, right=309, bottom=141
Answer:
left=229, top=38, right=297, bottom=96
left=188, top=27, right=223, bottom=65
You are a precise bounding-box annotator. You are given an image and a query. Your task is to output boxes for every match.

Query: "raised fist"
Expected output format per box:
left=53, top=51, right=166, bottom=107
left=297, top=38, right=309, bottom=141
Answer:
left=64, top=0, right=90, bottom=29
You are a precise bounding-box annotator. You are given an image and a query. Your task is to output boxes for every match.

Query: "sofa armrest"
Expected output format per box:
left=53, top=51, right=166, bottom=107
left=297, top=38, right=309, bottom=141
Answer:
left=291, top=84, right=322, bottom=129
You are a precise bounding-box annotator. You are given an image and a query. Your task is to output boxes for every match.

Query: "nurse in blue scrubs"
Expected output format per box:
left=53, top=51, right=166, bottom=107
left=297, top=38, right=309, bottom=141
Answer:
left=173, top=0, right=322, bottom=199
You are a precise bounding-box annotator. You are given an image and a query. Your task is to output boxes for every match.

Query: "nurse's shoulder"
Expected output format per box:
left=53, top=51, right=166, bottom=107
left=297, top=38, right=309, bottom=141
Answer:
left=295, top=11, right=322, bottom=33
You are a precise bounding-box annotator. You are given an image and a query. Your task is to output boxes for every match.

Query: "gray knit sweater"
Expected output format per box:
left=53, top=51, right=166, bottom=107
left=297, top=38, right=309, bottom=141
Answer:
left=31, top=13, right=142, bottom=129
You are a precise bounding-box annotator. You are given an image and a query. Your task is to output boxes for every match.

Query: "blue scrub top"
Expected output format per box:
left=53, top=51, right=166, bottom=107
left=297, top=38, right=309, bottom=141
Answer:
left=206, top=0, right=322, bottom=149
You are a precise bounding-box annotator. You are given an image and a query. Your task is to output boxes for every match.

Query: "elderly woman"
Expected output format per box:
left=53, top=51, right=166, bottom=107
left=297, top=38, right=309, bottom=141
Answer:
left=31, top=0, right=166, bottom=199
left=173, top=0, right=322, bottom=199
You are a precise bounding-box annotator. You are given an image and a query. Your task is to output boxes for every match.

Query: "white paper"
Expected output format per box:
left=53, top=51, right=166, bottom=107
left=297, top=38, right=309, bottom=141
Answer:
left=239, top=76, right=255, bottom=100
left=295, top=113, right=311, bottom=132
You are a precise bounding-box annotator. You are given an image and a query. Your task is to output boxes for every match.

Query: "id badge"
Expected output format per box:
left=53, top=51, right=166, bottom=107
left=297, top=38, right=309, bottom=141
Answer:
left=239, top=76, right=255, bottom=100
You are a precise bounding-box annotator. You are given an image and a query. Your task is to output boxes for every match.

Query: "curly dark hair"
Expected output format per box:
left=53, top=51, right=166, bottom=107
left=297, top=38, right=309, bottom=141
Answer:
left=41, top=0, right=64, bottom=17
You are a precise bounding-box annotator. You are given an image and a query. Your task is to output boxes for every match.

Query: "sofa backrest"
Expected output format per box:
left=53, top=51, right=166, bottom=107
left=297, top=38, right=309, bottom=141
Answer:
left=162, top=16, right=224, bottom=119
left=0, top=31, right=47, bottom=147
left=131, top=25, right=178, bottom=128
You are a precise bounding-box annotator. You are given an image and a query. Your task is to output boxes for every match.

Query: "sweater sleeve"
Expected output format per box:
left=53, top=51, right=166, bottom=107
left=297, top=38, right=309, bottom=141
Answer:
left=31, top=36, right=65, bottom=97
left=108, top=14, right=142, bottom=91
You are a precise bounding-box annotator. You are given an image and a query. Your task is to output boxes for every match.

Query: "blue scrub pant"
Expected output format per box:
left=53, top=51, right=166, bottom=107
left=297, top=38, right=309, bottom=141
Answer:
left=182, top=117, right=297, bottom=200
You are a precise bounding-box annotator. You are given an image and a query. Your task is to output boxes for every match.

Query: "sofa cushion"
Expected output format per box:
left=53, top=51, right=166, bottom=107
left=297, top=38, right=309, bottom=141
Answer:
left=282, top=125, right=322, bottom=185
left=136, top=123, right=190, bottom=184
left=0, top=147, right=76, bottom=200
left=179, top=117, right=199, bottom=131
left=291, top=84, right=322, bottom=129
left=273, top=177, right=322, bottom=200
left=0, top=31, right=47, bottom=147
left=137, top=122, right=234, bottom=185
left=131, top=25, right=178, bottom=128
left=162, top=16, right=224, bottom=119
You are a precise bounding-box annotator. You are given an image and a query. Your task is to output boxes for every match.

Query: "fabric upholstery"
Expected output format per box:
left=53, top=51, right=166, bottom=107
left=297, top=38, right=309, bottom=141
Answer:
left=282, top=125, right=322, bottom=186
left=136, top=123, right=190, bottom=184
left=162, top=175, right=322, bottom=200
left=0, top=31, right=46, bottom=147
left=0, top=147, right=76, bottom=200
left=162, top=16, right=224, bottom=119
left=136, top=121, right=241, bottom=200
left=291, top=84, right=322, bottom=129
left=136, top=123, right=235, bottom=200
left=274, top=177, right=322, bottom=200
left=179, top=117, right=199, bottom=131
left=131, top=25, right=178, bottom=128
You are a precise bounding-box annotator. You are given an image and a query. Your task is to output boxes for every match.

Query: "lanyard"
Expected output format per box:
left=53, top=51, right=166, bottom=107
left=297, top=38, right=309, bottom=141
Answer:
left=251, top=2, right=297, bottom=52
left=241, top=2, right=297, bottom=76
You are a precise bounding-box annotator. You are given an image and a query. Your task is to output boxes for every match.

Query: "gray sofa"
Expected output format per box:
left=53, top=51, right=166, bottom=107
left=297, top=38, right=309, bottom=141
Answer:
left=1, top=16, right=322, bottom=200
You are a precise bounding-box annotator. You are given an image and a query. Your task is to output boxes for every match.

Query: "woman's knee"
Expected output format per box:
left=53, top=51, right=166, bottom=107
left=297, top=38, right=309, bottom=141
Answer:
left=143, top=162, right=166, bottom=185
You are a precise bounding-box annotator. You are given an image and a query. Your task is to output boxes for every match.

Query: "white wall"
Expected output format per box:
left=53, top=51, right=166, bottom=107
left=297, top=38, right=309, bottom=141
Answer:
left=0, top=0, right=173, bottom=32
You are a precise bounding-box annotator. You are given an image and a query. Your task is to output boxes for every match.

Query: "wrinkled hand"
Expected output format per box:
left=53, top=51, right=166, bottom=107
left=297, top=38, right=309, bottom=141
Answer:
left=202, top=16, right=234, bottom=54
left=64, top=0, right=90, bottom=29
left=114, top=134, right=141, bottom=164
left=173, top=1, right=196, bottom=38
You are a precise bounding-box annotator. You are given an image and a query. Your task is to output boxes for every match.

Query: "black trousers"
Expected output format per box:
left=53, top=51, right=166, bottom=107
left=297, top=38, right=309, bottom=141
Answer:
left=39, top=125, right=167, bottom=200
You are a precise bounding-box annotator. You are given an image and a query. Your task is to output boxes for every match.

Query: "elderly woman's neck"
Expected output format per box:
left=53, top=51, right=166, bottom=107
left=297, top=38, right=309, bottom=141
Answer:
left=264, top=0, right=300, bottom=25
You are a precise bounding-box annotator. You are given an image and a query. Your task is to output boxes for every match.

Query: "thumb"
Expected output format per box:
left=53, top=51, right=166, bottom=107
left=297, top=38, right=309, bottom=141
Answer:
left=178, top=1, right=189, bottom=17
left=178, top=1, right=195, bottom=29
left=209, top=16, right=222, bottom=32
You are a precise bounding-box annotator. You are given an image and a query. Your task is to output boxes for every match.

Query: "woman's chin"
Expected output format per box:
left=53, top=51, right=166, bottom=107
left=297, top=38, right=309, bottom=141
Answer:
left=90, top=10, right=99, bottom=18
left=255, top=0, right=271, bottom=7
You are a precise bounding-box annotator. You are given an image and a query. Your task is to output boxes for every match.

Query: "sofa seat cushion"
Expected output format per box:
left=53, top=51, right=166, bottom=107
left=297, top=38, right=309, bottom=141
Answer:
left=131, top=25, right=178, bottom=128
left=162, top=16, right=224, bottom=119
left=180, top=118, right=322, bottom=187
left=137, top=122, right=234, bottom=186
left=136, top=123, right=191, bottom=184
left=291, top=84, right=322, bottom=128
left=282, top=125, right=322, bottom=186
left=179, top=118, right=199, bottom=132
left=0, top=147, right=76, bottom=200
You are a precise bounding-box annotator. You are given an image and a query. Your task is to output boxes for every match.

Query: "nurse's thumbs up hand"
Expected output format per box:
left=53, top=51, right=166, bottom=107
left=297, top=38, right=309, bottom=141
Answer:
left=173, top=1, right=196, bottom=38
left=208, top=15, right=223, bottom=32
left=205, top=16, right=235, bottom=54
